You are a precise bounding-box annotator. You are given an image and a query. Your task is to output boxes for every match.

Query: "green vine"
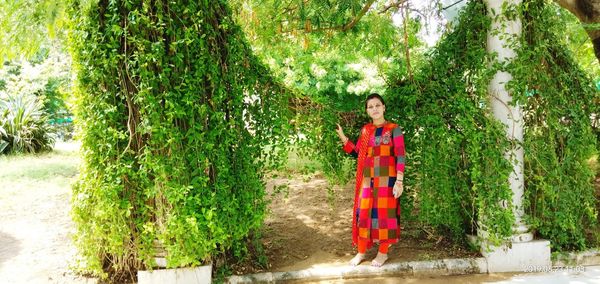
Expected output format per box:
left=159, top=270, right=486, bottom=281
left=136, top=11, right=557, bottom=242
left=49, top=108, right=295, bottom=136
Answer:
left=386, top=0, right=515, bottom=244
left=511, top=0, right=600, bottom=251
left=67, top=0, right=290, bottom=280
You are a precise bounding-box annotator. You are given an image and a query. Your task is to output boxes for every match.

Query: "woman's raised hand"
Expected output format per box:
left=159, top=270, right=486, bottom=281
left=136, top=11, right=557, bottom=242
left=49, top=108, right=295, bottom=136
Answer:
left=336, top=124, right=343, bottom=135
left=336, top=124, right=347, bottom=143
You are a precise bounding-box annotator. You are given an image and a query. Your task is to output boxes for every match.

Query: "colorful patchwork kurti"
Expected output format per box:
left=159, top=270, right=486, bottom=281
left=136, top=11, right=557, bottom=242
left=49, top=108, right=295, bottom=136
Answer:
left=343, top=122, right=405, bottom=248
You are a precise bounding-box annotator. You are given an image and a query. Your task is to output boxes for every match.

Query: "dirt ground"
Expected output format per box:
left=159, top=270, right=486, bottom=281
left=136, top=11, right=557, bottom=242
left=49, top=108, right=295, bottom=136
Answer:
left=232, top=172, right=480, bottom=275
left=0, top=143, right=94, bottom=283
left=0, top=181, right=92, bottom=284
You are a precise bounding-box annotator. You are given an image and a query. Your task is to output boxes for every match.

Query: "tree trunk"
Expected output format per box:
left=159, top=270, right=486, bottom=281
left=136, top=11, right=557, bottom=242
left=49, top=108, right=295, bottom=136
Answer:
left=555, top=0, right=600, bottom=64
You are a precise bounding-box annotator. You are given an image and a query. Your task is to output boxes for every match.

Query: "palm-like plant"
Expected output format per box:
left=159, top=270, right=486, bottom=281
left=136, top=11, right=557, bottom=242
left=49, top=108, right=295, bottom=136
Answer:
left=0, top=94, right=55, bottom=154
left=0, top=125, right=8, bottom=153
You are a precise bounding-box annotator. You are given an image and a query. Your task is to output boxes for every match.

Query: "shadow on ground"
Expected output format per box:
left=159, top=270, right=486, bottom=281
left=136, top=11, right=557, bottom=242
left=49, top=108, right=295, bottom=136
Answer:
left=0, top=230, right=21, bottom=269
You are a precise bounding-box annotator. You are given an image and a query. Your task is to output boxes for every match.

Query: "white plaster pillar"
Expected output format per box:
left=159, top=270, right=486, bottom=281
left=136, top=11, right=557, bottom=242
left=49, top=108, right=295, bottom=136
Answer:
left=484, top=0, right=532, bottom=243
left=479, top=0, right=551, bottom=272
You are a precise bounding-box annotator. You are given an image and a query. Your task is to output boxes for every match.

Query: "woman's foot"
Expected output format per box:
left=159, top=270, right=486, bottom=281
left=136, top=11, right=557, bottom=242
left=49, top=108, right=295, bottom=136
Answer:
left=349, top=253, right=366, bottom=266
left=371, top=252, right=388, bottom=267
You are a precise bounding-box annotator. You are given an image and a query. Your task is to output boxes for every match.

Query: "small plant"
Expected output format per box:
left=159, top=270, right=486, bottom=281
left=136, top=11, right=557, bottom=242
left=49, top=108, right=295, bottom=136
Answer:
left=272, top=183, right=290, bottom=199
left=0, top=94, right=54, bottom=154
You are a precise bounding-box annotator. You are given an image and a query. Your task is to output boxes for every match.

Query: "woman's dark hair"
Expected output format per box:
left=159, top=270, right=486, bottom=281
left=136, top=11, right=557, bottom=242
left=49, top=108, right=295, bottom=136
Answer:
left=365, top=93, right=385, bottom=109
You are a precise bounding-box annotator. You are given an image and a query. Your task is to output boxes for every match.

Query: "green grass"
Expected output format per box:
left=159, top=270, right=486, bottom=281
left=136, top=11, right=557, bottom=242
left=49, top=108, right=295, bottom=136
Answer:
left=283, top=147, right=322, bottom=174
left=0, top=141, right=80, bottom=190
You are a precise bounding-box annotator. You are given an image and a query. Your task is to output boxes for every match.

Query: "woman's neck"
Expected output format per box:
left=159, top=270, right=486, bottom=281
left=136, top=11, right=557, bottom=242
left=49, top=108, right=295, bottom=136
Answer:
left=373, top=117, right=386, bottom=126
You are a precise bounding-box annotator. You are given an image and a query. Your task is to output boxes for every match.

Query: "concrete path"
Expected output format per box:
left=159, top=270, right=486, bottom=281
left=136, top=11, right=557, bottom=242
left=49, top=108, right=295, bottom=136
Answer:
left=227, top=249, right=600, bottom=283
left=337, top=265, right=600, bottom=284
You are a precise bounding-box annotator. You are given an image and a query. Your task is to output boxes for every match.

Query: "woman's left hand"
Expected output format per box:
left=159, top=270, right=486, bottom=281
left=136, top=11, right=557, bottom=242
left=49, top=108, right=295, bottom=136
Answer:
left=393, top=181, right=403, bottom=198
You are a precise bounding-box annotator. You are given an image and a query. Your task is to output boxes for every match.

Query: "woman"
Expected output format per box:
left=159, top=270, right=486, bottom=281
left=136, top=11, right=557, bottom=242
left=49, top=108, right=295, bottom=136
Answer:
left=335, top=93, right=405, bottom=267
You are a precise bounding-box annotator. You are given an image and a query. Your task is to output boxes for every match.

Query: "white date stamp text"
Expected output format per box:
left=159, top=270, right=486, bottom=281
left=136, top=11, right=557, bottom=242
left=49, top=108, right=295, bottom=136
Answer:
left=524, top=265, right=585, bottom=273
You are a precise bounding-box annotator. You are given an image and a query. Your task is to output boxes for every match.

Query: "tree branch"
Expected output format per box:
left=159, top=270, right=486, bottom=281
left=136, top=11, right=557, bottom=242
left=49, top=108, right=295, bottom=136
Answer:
left=553, top=0, right=600, bottom=64
left=342, top=0, right=377, bottom=31
left=379, top=0, right=409, bottom=14
left=278, top=0, right=377, bottom=34
left=554, top=0, right=589, bottom=21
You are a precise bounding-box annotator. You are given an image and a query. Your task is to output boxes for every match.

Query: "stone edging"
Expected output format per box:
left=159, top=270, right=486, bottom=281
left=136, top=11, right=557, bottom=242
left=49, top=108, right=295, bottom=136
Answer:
left=553, top=249, right=600, bottom=267
left=226, top=257, right=488, bottom=283
left=226, top=248, right=600, bottom=283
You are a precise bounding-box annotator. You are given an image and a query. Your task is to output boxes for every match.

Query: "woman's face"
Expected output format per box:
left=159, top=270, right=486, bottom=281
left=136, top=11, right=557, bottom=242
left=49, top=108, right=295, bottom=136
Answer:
left=366, top=98, right=385, bottom=121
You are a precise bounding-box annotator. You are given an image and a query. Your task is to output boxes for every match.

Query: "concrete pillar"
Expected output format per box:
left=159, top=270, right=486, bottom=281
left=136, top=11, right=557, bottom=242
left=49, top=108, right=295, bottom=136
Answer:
left=485, top=0, right=532, bottom=243
left=480, top=0, right=551, bottom=272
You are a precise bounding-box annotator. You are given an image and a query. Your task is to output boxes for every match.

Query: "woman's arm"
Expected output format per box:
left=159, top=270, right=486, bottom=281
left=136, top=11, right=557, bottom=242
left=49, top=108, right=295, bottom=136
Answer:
left=342, top=138, right=359, bottom=159
left=392, top=126, right=405, bottom=198
left=337, top=124, right=359, bottom=158
left=392, top=126, right=405, bottom=175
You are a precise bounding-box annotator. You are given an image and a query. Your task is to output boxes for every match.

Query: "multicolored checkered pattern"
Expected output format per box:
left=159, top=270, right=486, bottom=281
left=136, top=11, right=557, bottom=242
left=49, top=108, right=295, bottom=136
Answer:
left=344, top=122, right=405, bottom=247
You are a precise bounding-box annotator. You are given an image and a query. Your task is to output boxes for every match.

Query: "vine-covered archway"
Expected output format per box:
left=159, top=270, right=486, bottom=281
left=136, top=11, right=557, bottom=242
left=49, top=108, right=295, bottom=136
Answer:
left=64, top=0, right=599, bottom=280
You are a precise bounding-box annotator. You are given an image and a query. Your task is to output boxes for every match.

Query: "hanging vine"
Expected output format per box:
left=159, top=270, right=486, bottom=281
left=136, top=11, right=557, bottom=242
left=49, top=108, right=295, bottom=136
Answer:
left=385, top=0, right=599, bottom=249
left=67, top=0, right=290, bottom=280
left=386, top=0, right=515, bottom=245
left=511, top=0, right=600, bottom=251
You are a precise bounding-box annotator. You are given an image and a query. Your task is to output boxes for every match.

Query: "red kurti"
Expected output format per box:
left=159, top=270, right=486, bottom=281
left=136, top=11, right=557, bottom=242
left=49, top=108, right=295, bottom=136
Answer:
left=343, top=122, right=405, bottom=248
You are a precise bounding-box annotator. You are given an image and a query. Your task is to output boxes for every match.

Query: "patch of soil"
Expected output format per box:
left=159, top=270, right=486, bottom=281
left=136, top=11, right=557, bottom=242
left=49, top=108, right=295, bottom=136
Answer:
left=0, top=174, right=94, bottom=283
left=232, top=172, right=479, bottom=274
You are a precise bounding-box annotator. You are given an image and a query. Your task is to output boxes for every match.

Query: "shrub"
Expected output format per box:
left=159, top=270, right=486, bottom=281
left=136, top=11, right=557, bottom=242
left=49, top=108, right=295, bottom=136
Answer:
left=0, top=94, right=54, bottom=154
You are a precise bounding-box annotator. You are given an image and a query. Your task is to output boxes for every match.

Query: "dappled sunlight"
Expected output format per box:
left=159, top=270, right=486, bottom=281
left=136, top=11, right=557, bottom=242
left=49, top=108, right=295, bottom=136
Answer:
left=295, top=213, right=317, bottom=225
left=588, top=155, right=598, bottom=173
left=263, top=175, right=355, bottom=271
left=261, top=174, right=480, bottom=274
left=53, top=140, right=81, bottom=154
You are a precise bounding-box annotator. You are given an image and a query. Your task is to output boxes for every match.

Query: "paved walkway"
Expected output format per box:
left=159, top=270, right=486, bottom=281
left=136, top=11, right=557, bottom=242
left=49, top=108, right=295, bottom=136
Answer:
left=334, top=265, right=600, bottom=283
left=493, top=265, right=600, bottom=284
left=227, top=251, right=600, bottom=283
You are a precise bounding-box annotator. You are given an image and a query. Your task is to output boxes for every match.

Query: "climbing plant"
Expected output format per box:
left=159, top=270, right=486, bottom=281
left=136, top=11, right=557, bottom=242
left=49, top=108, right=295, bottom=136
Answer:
left=389, top=0, right=599, bottom=249
left=232, top=0, right=424, bottom=188
left=67, top=0, right=290, bottom=280
left=386, top=0, right=515, bottom=244
left=511, top=0, right=600, bottom=251
left=239, top=0, right=517, bottom=244
left=384, top=0, right=599, bottom=250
